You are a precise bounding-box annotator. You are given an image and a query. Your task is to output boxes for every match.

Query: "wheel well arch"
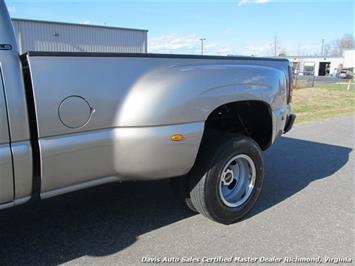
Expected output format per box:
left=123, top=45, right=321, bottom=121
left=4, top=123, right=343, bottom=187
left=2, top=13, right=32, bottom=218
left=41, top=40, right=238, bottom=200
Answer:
left=204, top=100, right=273, bottom=150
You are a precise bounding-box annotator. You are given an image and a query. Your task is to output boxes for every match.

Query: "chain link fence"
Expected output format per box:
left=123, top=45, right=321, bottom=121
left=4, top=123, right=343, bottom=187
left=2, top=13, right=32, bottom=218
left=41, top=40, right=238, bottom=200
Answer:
left=293, top=72, right=315, bottom=88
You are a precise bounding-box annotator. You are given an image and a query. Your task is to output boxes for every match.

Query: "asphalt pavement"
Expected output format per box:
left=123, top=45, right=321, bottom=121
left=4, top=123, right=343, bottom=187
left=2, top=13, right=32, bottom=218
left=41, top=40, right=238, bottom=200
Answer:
left=0, top=116, right=354, bottom=265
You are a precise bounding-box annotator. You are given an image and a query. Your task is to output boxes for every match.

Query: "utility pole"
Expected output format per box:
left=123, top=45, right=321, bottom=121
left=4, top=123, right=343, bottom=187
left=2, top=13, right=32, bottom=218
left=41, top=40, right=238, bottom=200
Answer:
left=200, top=38, right=206, bottom=55
left=321, top=38, right=325, bottom=56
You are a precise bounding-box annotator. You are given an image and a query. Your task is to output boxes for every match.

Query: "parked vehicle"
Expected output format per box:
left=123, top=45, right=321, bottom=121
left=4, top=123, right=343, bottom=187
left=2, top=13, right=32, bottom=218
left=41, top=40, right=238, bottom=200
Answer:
left=338, top=68, right=353, bottom=79
left=0, top=1, right=295, bottom=224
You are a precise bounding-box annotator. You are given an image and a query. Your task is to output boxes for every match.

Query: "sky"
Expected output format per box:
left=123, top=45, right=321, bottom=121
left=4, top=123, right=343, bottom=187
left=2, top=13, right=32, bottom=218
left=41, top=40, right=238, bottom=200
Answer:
left=4, top=0, right=355, bottom=56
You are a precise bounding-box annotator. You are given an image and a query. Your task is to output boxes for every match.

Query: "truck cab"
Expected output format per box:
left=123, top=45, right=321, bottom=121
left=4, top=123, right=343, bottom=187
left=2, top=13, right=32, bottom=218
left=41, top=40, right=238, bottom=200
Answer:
left=0, top=0, right=33, bottom=208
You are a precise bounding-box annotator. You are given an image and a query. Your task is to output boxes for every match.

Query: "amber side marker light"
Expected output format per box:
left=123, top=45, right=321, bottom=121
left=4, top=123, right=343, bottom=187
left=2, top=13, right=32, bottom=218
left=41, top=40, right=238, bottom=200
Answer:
left=171, top=134, right=184, bottom=141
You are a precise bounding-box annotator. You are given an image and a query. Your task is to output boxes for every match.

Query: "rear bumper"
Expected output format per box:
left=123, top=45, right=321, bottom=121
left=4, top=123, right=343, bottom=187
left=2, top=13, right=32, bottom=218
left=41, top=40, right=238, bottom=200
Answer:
left=284, top=114, right=296, bottom=133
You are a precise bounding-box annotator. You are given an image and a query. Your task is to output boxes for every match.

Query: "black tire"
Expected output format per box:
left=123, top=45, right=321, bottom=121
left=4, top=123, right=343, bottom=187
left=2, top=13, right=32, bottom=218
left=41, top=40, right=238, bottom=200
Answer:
left=170, top=176, right=197, bottom=213
left=189, top=133, right=264, bottom=224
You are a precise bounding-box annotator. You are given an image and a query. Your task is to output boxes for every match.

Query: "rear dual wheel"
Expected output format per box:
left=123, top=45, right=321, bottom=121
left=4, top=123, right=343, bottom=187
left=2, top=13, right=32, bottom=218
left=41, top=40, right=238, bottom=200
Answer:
left=173, top=133, right=264, bottom=224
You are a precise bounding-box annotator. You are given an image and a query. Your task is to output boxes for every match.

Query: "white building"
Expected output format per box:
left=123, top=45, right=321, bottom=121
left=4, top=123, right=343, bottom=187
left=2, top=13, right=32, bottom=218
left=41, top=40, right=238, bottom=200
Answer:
left=286, top=49, right=355, bottom=76
left=287, top=56, right=343, bottom=76
left=343, top=49, right=355, bottom=68
left=12, top=18, right=148, bottom=54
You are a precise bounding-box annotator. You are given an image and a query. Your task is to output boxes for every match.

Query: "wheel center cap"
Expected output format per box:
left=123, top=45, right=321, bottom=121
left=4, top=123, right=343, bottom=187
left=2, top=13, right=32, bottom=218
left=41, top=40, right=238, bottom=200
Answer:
left=222, top=169, right=234, bottom=186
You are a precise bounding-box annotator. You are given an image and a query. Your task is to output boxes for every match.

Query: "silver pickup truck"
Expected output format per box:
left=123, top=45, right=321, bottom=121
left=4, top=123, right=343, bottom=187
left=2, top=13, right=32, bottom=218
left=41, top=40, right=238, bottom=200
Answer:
left=0, top=1, right=295, bottom=224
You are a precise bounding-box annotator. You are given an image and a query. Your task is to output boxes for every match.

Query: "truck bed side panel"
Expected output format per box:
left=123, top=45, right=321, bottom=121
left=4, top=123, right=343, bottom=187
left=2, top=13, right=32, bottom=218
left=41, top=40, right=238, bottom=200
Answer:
left=25, top=54, right=289, bottom=196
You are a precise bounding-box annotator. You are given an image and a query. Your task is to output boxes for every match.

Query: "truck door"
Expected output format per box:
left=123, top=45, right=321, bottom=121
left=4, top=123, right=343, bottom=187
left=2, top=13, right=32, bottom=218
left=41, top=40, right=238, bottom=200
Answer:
left=0, top=69, right=14, bottom=205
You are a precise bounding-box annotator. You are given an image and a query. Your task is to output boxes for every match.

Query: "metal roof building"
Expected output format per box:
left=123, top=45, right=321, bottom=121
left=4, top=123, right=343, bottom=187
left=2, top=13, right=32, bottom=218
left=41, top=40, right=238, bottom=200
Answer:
left=286, top=50, right=355, bottom=77
left=286, top=55, right=343, bottom=76
left=12, top=18, right=148, bottom=54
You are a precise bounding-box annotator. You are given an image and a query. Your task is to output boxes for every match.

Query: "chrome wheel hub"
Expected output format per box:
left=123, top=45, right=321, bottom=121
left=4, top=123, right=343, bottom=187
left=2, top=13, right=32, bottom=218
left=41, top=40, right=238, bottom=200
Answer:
left=219, top=154, right=256, bottom=208
left=221, top=168, right=234, bottom=186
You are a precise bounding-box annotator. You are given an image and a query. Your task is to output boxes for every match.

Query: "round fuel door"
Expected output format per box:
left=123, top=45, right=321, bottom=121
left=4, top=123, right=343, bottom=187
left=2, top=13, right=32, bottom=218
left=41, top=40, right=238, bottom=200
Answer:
left=58, top=96, right=94, bottom=129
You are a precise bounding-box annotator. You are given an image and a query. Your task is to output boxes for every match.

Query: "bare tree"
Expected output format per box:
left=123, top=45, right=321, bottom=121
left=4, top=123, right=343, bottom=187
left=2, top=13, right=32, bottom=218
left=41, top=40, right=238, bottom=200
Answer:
left=330, top=34, right=354, bottom=56
left=271, top=35, right=285, bottom=56
left=323, top=43, right=331, bottom=56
